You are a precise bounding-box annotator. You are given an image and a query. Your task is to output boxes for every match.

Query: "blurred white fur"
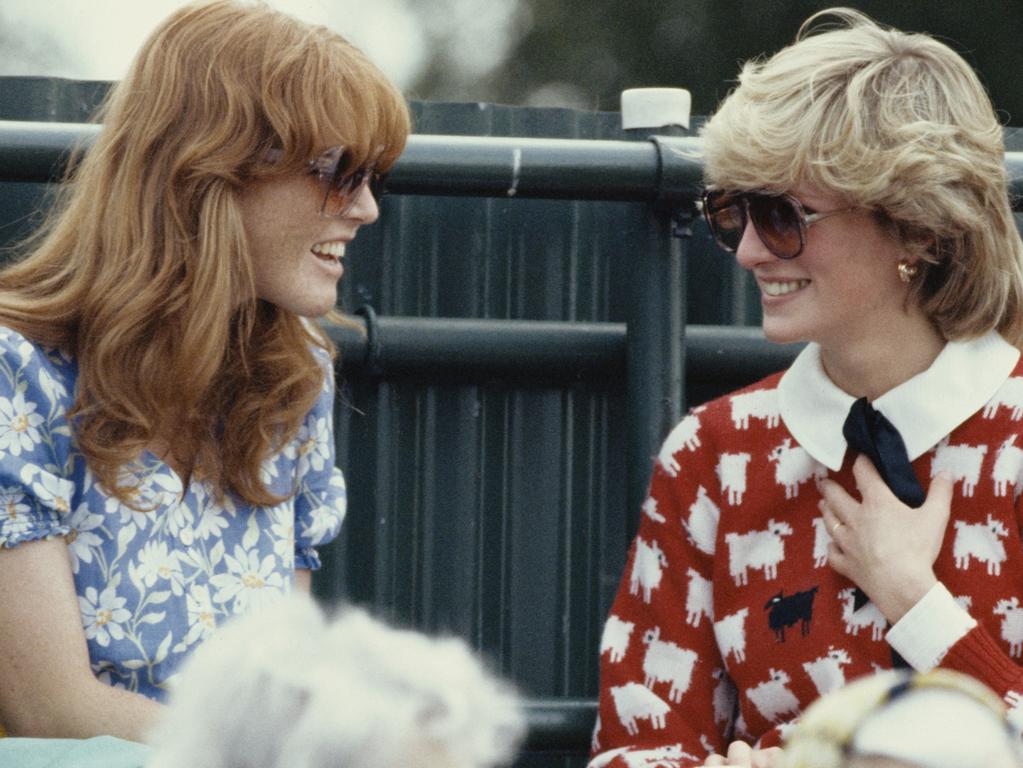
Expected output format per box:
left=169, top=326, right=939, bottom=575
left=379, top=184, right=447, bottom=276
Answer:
left=146, top=594, right=525, bottom=768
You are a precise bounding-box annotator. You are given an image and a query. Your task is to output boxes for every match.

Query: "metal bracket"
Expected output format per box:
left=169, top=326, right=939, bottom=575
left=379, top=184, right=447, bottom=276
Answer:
left=354, top=304, right=383, bottom=378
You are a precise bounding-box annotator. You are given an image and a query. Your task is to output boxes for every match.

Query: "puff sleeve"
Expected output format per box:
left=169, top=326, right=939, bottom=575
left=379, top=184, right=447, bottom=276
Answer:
left=0, top=331, right=75, bottom=549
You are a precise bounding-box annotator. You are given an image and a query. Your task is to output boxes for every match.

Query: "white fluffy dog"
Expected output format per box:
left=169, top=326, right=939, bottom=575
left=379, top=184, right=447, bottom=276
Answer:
left=146, top=594, right=525, bottom=768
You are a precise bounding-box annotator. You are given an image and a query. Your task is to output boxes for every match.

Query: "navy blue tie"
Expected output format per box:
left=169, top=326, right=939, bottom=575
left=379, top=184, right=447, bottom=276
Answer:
left=841, top=397, right=922, bottom=668
left=842, top=397, right=925, bottom=508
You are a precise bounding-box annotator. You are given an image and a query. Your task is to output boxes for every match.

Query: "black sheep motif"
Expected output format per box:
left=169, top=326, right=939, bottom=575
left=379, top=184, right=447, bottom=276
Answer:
left=764, top=586, right=818, bottom=642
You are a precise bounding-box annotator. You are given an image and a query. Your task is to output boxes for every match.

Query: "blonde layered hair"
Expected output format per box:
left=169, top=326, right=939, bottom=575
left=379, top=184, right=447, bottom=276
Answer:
left=701, top=8, right=1023, bottom=345
left=0, top=0, right=410, bottom=505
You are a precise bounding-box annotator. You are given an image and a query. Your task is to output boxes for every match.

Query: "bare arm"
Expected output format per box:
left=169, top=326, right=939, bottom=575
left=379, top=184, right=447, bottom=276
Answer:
left=0, top=538, right=163, bottom=741
left=294, top=568, right=312, bottom=593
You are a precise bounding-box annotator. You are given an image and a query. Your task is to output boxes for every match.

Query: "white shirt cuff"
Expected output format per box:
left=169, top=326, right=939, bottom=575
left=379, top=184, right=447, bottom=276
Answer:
left=885, top=582, right=977, bottom=671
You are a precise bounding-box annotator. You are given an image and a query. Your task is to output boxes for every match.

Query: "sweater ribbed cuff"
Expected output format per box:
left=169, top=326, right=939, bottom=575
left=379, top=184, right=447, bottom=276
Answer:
left=885, top=582, right=976, bottom=671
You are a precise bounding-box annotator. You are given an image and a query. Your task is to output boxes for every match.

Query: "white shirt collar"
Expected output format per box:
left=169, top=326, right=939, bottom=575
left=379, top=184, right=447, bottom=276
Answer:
left=777, top=331, right=1020, bottom=471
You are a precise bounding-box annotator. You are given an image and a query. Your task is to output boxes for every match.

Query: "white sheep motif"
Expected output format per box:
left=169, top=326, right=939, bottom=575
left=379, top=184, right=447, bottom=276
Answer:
left=768, top=439, right=827, bottom=499
left=810, top=517, right=832, bottom=568
left=658, top=413, right=702, bottom=477
left=725, top=519, right=794, bottom=586
left=641, top=626, right=699, bottom=704
left=715, top=452, right=752, bottom=506
left=730, top=389, right=781, bottom=430
left=642, top=496, right=666, bottom=524
left=953, top=514, right=1009, bottom=575
left=992, top=435, right=1023, bottom=498
left=629, top=537, right=668, bottom=603
left=837, top=587, right=887, bottom=641
left=930, top=438, right=988, bottom=497
left=684, top=485, right=720, bottom=556
left=746, top=668, right=800, bottom=724
left=994, top=597, right=1023, bottom=658
left=600, top=615, right=634, bottom=664
left=621, top=744, right=700, bottom=768
left=802, top=646, right=852, bottom=696
left=684, top=567, right=713, bottom=627
left=610, top=682, right=671, bottom=735
left=713, top=608, right=749, bottom=664
left=983, top=377, right=1023, bottom=420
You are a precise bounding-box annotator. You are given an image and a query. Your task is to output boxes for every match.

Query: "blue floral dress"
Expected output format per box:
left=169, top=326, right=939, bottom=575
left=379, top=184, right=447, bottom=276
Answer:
left=0, top=327, right=346, bottom=700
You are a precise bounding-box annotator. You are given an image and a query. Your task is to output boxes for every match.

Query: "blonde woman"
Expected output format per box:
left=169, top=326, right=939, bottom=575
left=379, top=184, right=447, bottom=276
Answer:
left=592, top=9, right=1023, bottom=768
left=0, top=0, right=409, bottom=742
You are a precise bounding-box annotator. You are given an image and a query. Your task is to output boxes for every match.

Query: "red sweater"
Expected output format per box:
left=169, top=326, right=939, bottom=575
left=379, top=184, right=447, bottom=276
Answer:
left=591, top=341, right=1023, bottom=768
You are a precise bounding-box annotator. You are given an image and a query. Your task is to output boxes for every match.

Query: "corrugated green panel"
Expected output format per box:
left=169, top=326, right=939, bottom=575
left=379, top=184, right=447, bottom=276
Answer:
left=326, top=103, right=641, bottom=709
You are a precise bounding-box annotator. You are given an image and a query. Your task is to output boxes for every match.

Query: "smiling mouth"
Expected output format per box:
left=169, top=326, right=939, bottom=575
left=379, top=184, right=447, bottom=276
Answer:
left=761, top=280, right=809, bottom=297
left=311, top=241, right=346, bottom=262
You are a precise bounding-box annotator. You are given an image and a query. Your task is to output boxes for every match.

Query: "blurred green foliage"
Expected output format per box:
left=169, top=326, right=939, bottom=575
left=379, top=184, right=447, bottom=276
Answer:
left=416, top=0, right=1023, bottom=123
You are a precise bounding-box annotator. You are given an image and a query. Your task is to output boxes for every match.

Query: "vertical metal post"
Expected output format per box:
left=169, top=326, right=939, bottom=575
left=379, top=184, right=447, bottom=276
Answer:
left=621, top=89, right=692, bottom=541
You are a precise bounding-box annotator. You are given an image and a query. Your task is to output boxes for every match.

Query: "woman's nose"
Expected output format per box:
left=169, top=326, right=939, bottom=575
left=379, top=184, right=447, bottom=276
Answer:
left=734, top=220, right=774, bottom=270
left=346, top=182, right=380, bottom=225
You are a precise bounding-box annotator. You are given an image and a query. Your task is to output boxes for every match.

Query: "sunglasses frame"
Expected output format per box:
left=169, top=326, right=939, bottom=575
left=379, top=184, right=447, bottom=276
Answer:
left=308, top=145, right=387, bottom=219
left=700, top=189, right=859, bottom=259
left=264, top=145, right=387, bottom=219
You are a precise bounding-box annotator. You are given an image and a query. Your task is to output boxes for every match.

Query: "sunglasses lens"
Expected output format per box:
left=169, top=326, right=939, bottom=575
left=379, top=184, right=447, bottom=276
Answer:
left=703, top=191, right=746, bottom=252
left=746, top=194, right=803, bottom=259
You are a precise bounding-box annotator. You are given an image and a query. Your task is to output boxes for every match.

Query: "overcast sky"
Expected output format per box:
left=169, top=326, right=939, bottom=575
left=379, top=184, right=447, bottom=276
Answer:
left=0, top=0, right=524, bottom=91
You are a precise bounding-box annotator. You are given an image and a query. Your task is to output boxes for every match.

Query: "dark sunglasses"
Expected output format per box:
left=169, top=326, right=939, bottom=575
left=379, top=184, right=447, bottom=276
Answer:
left=309, top=145, right=387, bottom=219
left=700, top=189, right=859, bottom=259
left=265, top=145, right=387, bottom=219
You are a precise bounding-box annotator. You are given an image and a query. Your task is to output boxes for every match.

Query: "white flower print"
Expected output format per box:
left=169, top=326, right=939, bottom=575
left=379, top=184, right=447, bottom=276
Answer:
left=0, top=392, right=45, bottom=456
left=295, top=416, right=331, bottom=476
left=79, top=583, right=132, bottom=647
left=19, top=465, right=73, bottom=517
left=174, top=584, right=218, bottom=652
left=328, top=470, right=347, bottom=523
left=0, top=486, right=32, bottom=540
left=210, top=546, right=285, bottom=612
left=194, top=506, right=230, bottom=542
left=38, top=366, right=68, bottom=407
left=270, top=515, right=295, bottom=569
left=164, top=499, right=196, bottom=546
left=65, top=503, right=105, bottom=574
left=260, top=452, right=283, bottom=486
left=134, top=540, right=185, bottom=595
left=301, top=505, right=341, bottom=546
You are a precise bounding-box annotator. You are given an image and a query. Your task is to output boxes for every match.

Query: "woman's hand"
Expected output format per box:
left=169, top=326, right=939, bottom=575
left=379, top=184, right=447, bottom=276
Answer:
left=818, top=454, right=954, bottom=623
left=699, top=741, right=783, bottom=767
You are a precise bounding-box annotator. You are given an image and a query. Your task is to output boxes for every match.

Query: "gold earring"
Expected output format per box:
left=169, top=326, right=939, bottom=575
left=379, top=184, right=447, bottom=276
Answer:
left=897, top=260, right=918, bottom=284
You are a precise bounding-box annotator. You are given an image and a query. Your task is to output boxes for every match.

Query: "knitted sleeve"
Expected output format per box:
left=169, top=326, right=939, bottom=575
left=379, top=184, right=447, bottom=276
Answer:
left=590, top=410, right=734, bottom=768
left=935, top=487, right=1023, bottom=729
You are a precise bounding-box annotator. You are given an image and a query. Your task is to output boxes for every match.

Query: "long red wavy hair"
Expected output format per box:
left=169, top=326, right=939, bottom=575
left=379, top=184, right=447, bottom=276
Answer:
left=0, top=0, right=410, bottom=506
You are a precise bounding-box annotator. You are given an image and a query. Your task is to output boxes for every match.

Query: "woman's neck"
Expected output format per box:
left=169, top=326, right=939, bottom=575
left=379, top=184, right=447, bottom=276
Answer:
left=818, top=314, right=946, bottom=401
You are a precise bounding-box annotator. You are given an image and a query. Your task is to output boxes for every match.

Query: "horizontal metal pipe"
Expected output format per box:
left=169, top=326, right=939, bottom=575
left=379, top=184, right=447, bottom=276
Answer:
left=521, top=698, right=596, bottom=753
left=324, top=316, right=802, bottom=384
left=5, top=121, right=1023, bottom=206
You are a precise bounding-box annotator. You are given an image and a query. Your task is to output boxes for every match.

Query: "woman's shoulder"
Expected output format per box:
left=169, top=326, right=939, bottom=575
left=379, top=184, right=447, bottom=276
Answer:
left=684, top=370, right=786, bottom=428
left=0, top=325, right=75, bottom=402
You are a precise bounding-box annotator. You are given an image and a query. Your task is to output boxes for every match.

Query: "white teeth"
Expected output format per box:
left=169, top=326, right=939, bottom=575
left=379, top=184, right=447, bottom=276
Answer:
left=762, top=280, right=809, bottom=297
left=311, top=241, right=346, bottom=260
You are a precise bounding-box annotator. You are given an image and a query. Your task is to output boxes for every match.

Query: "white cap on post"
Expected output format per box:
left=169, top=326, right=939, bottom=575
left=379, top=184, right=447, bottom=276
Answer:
left=620, top=88, right=691, bottom=131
